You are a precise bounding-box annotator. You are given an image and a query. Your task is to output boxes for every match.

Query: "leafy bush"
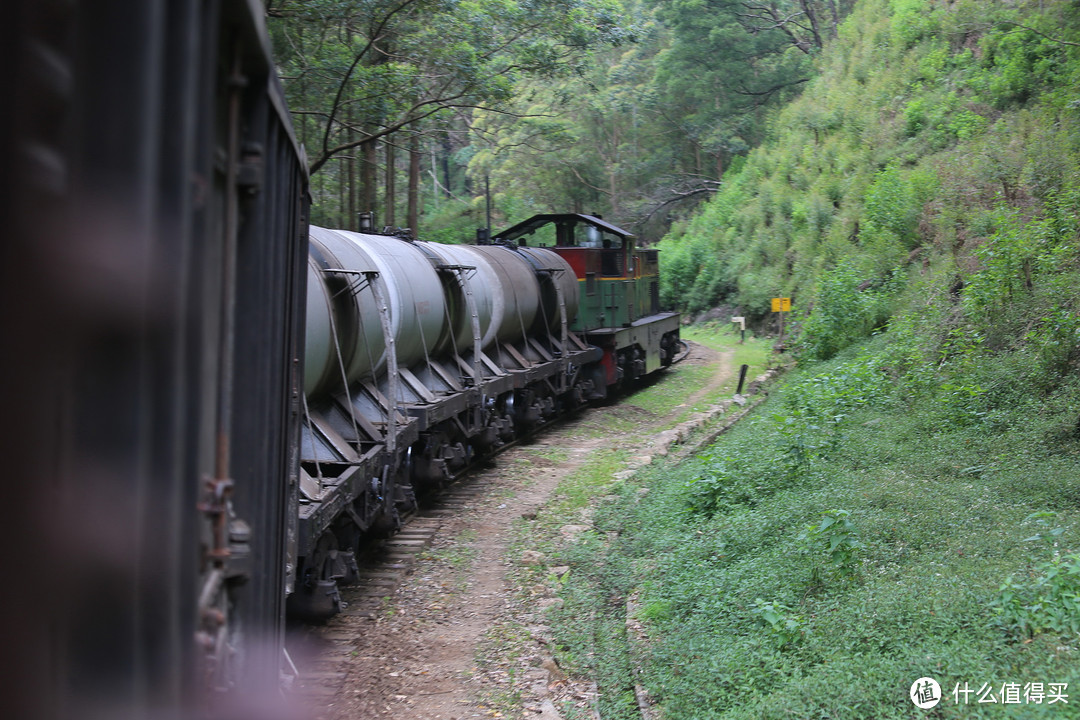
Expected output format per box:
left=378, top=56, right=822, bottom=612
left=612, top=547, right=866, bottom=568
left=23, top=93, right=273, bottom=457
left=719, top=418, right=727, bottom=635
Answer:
left=977, top=26, right=1068, bottom=107
left=750, top=599, right=805, bottom=649
left=770, top=409, right=838, bottom=476
left=684, top=450, right=760, bottom=516
left=933, top=381, right=989, bottom=426
left=1026, top=307, right=1080, bottom=388
left=658, top=231, right=736, bottom=313
left=687, top=353, right=897, bottom=517
left=862, top=164, right=936, bottom=246
left=785, top=351, right=895, bottom=416
left=796, top=263, right=902, bottom=361
left=993, top=553, right=1080, bottom=638
left=798, top=509, right=863, bottom=577
left=962, top=206, right=1045, bottom=318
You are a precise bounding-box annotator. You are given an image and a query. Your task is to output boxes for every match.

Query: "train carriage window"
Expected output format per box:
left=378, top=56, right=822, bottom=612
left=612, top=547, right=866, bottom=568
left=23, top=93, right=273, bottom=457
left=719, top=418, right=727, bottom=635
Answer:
left=601, top=250, right=624, bottom=276
left=582, top=225, right=602, bottom=247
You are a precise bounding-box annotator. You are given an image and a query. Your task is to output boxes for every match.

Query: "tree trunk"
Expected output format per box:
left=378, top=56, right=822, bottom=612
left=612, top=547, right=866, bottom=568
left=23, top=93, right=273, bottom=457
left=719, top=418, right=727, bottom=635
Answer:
left=346, top=139, right=356, bottom=230
left=408, top=131, right=421, bottom=232
left=441, top=134, right=452, bottom=197
left=800, top=0, right=825, bottom=49
left=338, top=157, right=346, bottom=228
left=608, top=126, right=620, bottom=218
left=385, top=140, right=396, bottom=227
left=345, top=26, right=355, bottom=229
left=826, top=0, right=840, bottom=37
left=362, top=136, right=377, bottom=225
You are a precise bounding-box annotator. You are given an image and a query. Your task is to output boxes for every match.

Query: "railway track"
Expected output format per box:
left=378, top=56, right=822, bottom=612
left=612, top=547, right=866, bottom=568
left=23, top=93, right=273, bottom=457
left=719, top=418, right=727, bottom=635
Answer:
left=287, top=405, right=584, bottom=706
left=290, top=474, right=497, bottom=705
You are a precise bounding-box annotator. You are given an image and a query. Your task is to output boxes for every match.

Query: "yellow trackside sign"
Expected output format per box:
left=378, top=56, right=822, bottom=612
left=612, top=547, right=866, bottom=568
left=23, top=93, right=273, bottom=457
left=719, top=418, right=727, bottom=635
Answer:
left=771, top=297, right=791, bottom=312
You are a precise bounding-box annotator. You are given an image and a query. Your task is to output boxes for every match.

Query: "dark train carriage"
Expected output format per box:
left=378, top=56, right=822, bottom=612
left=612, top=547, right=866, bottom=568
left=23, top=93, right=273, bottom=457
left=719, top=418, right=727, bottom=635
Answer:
left=494, top=214, right=682, bottom=390
left=2, top=1, right=308, bottom=718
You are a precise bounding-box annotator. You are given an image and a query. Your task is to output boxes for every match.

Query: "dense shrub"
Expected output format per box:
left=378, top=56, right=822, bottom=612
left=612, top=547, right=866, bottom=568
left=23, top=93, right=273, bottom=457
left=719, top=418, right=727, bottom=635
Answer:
left=796, top=263, right=902, bottom=361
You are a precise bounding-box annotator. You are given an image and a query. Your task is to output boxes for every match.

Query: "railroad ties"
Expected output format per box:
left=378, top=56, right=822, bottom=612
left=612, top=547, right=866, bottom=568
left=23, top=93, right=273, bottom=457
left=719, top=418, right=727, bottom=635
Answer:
left=292, top=478, right=496, bottom=709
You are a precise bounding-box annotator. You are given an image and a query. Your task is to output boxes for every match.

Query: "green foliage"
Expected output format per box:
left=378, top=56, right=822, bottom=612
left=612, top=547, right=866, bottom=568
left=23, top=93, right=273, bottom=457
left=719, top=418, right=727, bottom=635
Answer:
left=684, top=450, right=758, bottom=516
left=797, top=263, right=901, bottom=361
left=862, top=163, right=934, bottom=245
left=547, top=337, right=1080, bottom=718
left=785, top=351, right=894, bottom=414
left=1027, top=308, right=1080, bottom=388
left=798, top=509, right=862, bottom=576
left=963, top=207, right=1044, bottom=318
left=933, top=381, right=989, bottom=426
left=977, top=24, right=1070, bottom=108
left=749, top=599, right=805, bottom=649
left=533, top=1, right=1080, bottom=714
left=890, top=0, right=938, bottom=47
left=269, top=0, right=636, bottom=232
left=962, top=189, right=1080, bottom=327
left=650, top=0, right=1080, bottom=372
left=1023, top=511, right=1068, bottom=549
left=686, top=351, right=894, bottom=517
left=993, top=553, right=1080, bottom=639
left=770, top=408, right=837, bottom=476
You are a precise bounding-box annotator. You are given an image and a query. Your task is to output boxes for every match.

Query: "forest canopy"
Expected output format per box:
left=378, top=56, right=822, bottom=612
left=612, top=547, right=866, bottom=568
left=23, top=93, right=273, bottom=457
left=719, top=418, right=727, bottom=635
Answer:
left=267, top=0, right=837, bottom=238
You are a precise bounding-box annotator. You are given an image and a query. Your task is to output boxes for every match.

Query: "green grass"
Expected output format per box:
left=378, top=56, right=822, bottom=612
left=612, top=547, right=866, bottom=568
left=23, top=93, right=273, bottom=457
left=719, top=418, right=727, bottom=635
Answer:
left=623, top=325, right=774, bottom=423
left=682, top=323, right=773, bottom=365
left=545, top=340, right=1080, bottom=719
left=624, top=364, right=712, bottom=418
left=548, top=448, right=627, bottom=515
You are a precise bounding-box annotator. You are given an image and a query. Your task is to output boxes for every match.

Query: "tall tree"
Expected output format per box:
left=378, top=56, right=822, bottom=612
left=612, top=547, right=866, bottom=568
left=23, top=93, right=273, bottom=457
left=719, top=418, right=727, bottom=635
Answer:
left=268, top=0, right=631, bottom=226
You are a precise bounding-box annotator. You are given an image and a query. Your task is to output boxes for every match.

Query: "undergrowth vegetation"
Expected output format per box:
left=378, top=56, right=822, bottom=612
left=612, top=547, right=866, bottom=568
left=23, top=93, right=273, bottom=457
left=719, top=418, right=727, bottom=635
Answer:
left=546, top=330, right=1080, bottom=717
left=546, top=227, right=1080, bottom=714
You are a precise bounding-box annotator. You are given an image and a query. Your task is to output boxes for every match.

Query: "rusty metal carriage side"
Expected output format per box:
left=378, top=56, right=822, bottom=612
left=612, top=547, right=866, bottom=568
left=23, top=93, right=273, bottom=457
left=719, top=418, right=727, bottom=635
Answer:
left=1, top=1, right=309, bottom=717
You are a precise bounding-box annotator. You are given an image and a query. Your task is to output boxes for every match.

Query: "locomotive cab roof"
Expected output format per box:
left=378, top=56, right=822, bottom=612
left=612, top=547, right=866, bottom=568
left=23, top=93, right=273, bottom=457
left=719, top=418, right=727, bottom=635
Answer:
left=494, top=213, right=634, bottom=249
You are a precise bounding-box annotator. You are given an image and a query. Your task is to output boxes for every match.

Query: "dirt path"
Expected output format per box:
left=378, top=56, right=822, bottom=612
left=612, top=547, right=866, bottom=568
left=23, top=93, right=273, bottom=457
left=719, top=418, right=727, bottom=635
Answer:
left=303, top=341, right=735, bottom=720
left=682, top=345, right=735, bottom=409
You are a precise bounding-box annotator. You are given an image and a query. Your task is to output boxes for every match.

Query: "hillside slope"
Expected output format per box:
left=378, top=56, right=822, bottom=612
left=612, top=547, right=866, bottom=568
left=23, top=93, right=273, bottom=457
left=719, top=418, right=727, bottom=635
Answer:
left=659, top=0, right=1080, bottom=362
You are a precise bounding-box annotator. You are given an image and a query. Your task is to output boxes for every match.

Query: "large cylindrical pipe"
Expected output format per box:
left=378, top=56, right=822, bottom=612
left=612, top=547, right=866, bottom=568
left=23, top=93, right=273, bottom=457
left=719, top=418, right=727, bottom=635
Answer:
left=466, top=245, right=540, bottom=346
left=305, top=230, right=583, bottom=400
left=305, top=227, right=448, bottom=399
left=344, top=231, right=446, bottom=369
left=303, top=256, right=336, bottom=396
left=305, top=228, right=386, bottom=397
left=414, top=241, right=497, bottom=354
left=515, top=246, right=579, bottom=334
